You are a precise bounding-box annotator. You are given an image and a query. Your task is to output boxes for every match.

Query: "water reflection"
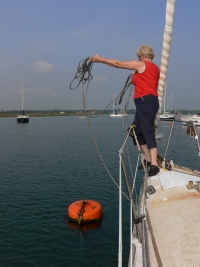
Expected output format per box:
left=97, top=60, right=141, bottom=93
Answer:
left=66, top=217, right=102, bottom=232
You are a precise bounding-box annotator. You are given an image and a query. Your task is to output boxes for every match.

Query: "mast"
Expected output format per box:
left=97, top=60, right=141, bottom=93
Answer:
left=163, top=83, right=166, bottom=113
left=113, top=94, right=115, bottom=113
left=171, top=91, right=173, bottom=111
left=22, top=67, right=24, bottom=113
left=154, top=0, right=176, bottom=131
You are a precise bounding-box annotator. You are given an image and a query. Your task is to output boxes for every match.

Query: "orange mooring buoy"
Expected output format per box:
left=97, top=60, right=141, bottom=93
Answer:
left=68, top=200, right=102, bottom=224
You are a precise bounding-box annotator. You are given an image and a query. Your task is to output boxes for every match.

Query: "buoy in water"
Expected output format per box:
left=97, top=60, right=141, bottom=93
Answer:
left=68, top=200, right=102, bottom=224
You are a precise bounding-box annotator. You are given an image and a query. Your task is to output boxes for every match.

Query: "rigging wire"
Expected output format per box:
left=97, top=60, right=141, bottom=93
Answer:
left=115, top=73, right=133, bottom=106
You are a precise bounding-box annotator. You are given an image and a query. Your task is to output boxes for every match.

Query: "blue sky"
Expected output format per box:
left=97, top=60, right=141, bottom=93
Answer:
left=0, top=0, right=200, bottom=111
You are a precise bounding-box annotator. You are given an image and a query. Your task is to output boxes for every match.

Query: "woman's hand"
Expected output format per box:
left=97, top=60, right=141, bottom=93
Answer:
left=89, top=54, right=101, bottom=63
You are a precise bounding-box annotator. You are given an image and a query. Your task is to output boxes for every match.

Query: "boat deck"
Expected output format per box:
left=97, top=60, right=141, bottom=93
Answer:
left=147, top=169, right=200, bottom=267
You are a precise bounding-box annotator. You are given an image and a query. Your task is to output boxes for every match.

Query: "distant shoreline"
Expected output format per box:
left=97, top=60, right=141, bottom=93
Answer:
left=0, top=113, right=79, bottom=118
left=0, top=109, right=136, bottom=118
left=0, top=109, right=199, bottom=118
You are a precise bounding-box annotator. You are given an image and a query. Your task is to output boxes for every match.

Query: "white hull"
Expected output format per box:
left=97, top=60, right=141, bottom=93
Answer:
left=110, top=94, right=127, bottom=117
left=183, top=121, right=200, bottom=126
left=17, top=114, right=29, bottom=123
left=110, top=113, right=123, bottom=117
left=159, top=113, right=176, bottom=121
left=179, top=114, right=200, bottom=123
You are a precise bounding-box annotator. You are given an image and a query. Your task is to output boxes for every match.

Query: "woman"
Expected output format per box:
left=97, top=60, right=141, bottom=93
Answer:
left=90, top=44, right=160, bottom=176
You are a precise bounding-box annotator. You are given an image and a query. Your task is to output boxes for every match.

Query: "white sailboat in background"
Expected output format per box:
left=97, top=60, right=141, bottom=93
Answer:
left=110, top=94, right=123, bottom=117
left=17, top=67, right=29, bottom=123
left=159, top=83, right=175, bottom=121
left=180, top=113, right=200, bottom=126
left=120, top=104, right=128, bottom=116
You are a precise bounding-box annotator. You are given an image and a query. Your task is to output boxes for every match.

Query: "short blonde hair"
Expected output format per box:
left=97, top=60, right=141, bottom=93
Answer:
left=136, top=44, right=155, bottom=59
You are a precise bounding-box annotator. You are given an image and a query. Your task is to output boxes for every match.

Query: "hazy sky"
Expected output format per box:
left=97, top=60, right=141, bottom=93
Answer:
left=0, top=0, right=200, bottom=111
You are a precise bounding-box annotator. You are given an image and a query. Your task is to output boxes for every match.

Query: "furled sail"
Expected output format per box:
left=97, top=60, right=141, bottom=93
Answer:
left=154, top=0, right=176, bottom=132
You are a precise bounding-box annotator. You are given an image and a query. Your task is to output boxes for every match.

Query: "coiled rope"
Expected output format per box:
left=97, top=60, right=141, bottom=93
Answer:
left=147, top=185, right=156, bottom=195
left=70, top=58, right=133, bottom=119
left=70, top=57, right=93, bottom=90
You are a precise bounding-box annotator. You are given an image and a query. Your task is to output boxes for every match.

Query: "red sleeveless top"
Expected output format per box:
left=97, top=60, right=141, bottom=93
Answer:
left=132, top=61, right=160, bottom=99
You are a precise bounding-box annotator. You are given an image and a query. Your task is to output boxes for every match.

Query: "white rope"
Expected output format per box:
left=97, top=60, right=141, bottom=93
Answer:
left=154, top=0, right=176, bottom=132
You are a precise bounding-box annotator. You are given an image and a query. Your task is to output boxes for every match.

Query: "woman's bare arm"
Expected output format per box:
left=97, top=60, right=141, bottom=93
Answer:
left=90, top=54, right=145, bottom=72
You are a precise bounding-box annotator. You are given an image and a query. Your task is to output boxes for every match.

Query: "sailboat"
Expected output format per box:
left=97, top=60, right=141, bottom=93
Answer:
left=159, top=84, right=175, bottom=121
left=116, top=1, right=200, bottom=266
left=69, top=1, right=200, bottom=265
left=110, top=94, right=123, bottom=117
left=119, top=104, right=128, bottom=116
left=179, top=112, right=200, bottom=126
left=17, top=67, right=29, bottom=123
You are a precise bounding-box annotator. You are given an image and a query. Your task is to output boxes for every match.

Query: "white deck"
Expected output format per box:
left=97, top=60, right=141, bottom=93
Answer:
left=147, top=169, right=200, bottom=267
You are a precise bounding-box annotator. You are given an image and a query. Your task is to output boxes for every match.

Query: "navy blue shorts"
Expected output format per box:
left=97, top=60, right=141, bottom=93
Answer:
left=133, top=95, right=159, bottom=149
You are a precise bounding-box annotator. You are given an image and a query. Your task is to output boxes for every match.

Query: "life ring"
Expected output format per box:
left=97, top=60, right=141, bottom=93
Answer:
left=68, top=200, right=102, bottom=224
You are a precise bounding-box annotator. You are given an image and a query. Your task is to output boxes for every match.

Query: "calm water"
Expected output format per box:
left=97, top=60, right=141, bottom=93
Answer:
left=0, top=116, right=200, bottom=267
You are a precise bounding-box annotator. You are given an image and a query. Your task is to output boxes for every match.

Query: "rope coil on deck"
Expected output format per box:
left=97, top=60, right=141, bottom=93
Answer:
left=147, top=185, right=156, bottom=195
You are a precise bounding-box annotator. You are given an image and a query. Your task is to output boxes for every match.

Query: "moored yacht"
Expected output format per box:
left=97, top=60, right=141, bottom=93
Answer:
left=17, top=67, right=29, bottom=123
left=159, top=85, right=176, bottom=121
left=110, top=94, right=124, bottom=117
left=179, top=113, right=200, bottom=126
left=159, top=111, right=176, bottom=121
left=17, top=110, right=29, bottom=123
left=110, top=112, right=123, bottom=117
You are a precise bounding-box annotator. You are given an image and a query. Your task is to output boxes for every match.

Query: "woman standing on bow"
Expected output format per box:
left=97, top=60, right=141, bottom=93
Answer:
left=90, top=44, right=160, bottom=176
